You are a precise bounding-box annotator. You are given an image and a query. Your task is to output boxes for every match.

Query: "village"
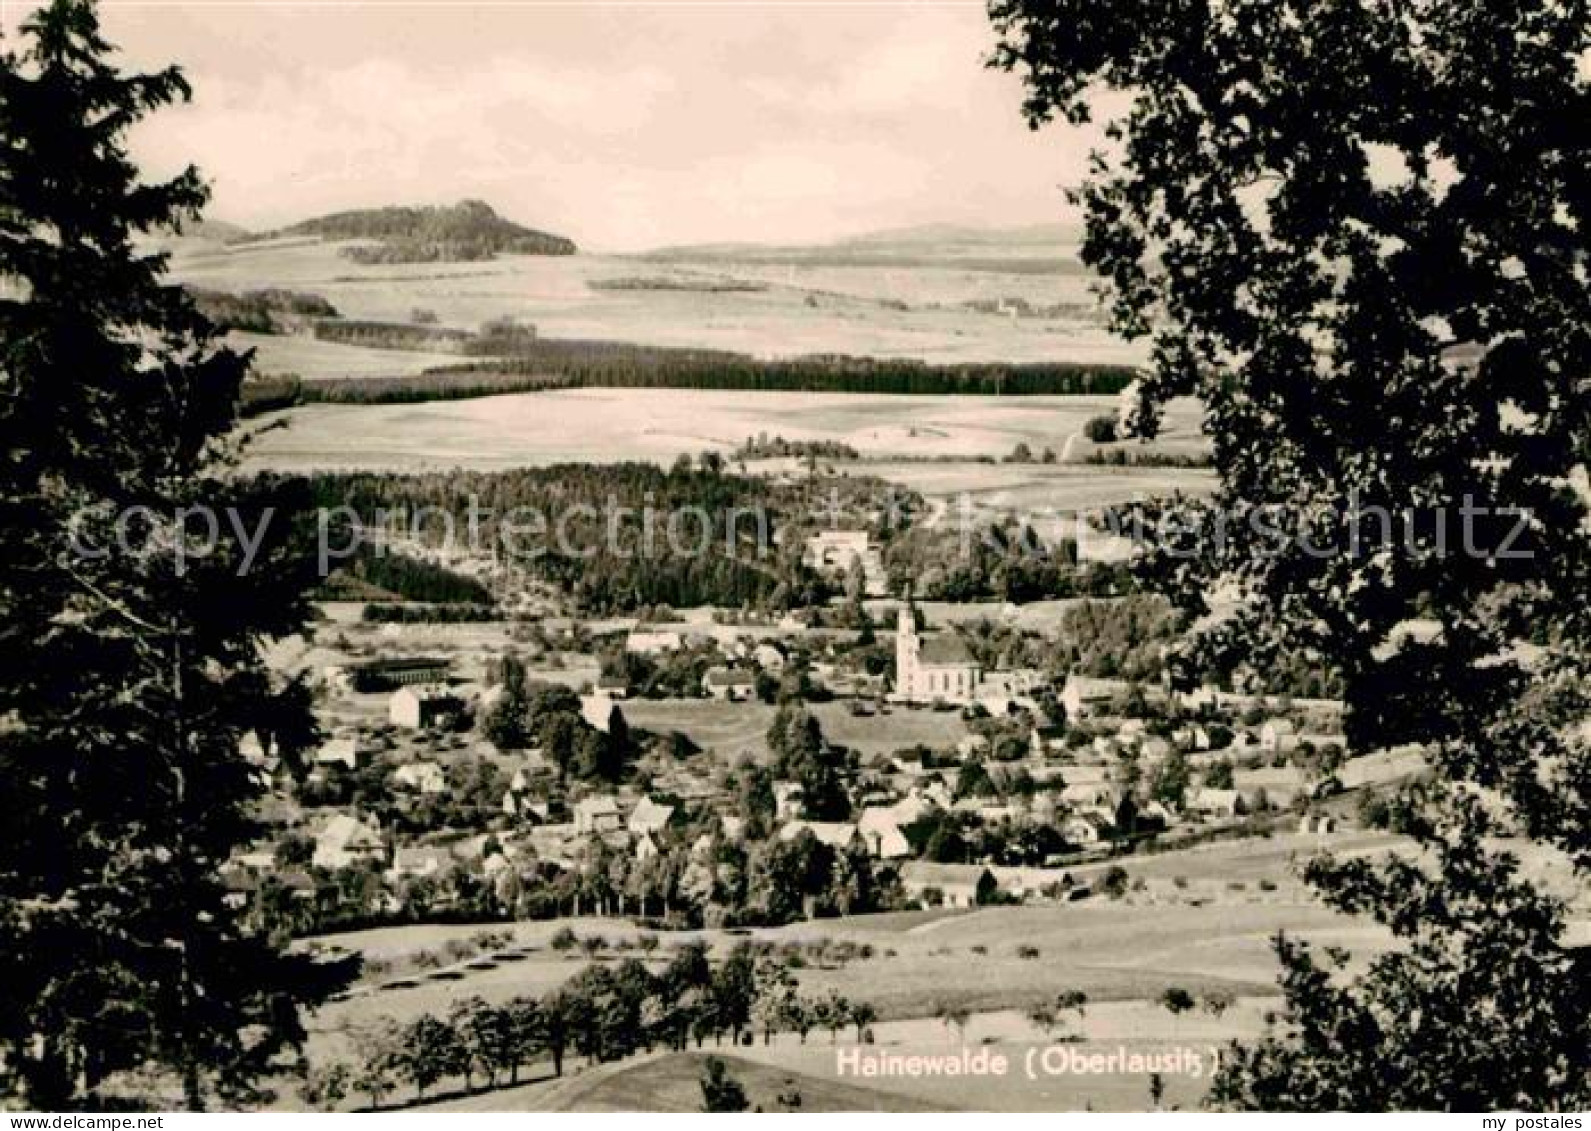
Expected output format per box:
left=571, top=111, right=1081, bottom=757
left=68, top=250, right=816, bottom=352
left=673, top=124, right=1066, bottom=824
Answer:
left=223, top=522, right=1377, bottom=941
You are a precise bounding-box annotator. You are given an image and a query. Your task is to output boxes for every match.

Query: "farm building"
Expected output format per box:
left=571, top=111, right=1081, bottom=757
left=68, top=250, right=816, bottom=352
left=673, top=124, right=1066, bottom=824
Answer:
left=803, top=530, right=887, bottom=596
left=389, top=845, right=455, bottom=880
left=702, top=666, right=756, bottom=701
left=628, top=797, right=678, bottom=837
left=573, top=794, right=624, bottom=835
left=389, top=684, right=460, bottom=729
left=312, top=812, right=386, bottom=870
left=900, top=862, right=998, bottom=909
left=1059, top=675, right=1131, bottom=719
left=392, top=760, right=448, bottom=795
left=625, top=625, right=685, bottom=654
left=313, top=734, right=363, bottom=770
left=778, top=820, right=862, bottom=852
left=1188, top=788, right=1244, bottom=819
left=348, top=655, right=450, bottom=692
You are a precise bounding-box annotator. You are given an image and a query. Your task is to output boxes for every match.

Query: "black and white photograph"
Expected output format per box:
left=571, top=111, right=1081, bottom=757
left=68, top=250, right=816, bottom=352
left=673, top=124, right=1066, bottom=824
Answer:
left=0, top=0, right=1587, bottom=1116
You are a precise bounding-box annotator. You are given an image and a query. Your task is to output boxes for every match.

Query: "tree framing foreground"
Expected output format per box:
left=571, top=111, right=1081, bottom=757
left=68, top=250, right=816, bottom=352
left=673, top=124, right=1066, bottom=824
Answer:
left=990, top=0, right=1589, bottom=1110
left=0, top=0, right=346, bottom=1109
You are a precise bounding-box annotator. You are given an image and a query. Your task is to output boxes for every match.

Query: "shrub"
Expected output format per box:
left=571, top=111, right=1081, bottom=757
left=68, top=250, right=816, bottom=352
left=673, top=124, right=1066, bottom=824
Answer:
left=1083, top=414, right=1119, bottom=443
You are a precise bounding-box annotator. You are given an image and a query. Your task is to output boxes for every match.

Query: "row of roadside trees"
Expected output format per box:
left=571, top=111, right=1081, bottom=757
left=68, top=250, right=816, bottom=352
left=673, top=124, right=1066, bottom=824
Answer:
left=302, top=942, right=880, bottom=1109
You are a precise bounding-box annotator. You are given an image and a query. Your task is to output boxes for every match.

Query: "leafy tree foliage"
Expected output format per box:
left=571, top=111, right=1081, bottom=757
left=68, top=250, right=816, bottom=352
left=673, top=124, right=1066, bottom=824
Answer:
left=991, top=0, right=1591, bottom=1109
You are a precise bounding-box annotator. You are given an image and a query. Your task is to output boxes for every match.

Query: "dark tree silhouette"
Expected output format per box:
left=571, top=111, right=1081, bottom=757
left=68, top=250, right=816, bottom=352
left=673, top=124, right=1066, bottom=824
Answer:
left=0, top=0, right=346, bottom=1108
left=990, top=0, right=1590, bottom=1110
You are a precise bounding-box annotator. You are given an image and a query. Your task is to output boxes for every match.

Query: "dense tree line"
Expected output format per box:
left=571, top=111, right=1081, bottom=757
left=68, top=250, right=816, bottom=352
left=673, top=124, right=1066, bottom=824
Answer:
left=424, top=339, right=1137, bottom=396
left=884, top=520, right=1127, bottom=602
left=295, top=463, right=831, bottom=613
left=1052, top=595, right=1183, bottom=683
left=732, top=434, right=860, bottom=461
left=185, top=286, right=338, bottom=334
left=321, top=547, right=494, bottom=605
left=311, top=319, right=473, bottom=352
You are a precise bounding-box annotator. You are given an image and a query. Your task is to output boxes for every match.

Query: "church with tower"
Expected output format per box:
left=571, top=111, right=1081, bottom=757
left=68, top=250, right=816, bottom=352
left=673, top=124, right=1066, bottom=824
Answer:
left=893, top=597, right=982, bottom=704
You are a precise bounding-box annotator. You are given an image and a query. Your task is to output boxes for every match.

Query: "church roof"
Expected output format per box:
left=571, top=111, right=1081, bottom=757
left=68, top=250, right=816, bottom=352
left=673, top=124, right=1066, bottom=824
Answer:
left=917, top=634, right=977, bottom=666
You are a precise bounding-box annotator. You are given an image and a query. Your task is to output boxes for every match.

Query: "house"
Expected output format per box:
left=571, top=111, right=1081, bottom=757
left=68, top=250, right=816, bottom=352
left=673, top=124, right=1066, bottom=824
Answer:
left=634, top=832, right=661, bottom=863
left=1187, top=788, right=1243, bottom=819
left=1298, top=812, right=1338, bottom=835
left=803, top=531, right=887, bottom=596
left=221, top=868, right=260, bottom=910
left=1235, top=766, right=1306, bottom=810
left=573, top=794, right=624, bottom=835
left=773, top=780, right=806, bottom=820
left=1065, top=811, right=1114, bottom=846
left=753, top=643, right=786, bottom=672
left=702, top=666, right=756, bottom=701
left=389, top=684, right=459, bottom=729
left=628, top=797, right=677, bottom=838
left=1059, top=676, right=1131, bottom=720
left=894, top=601, right=981, bottom=704
left=313, top=734, right=363, bottom=771
left=857, top=808, right=913, bottom=859
left=392, top=761, right=448, bottom=795
left=778, top=820, right=861, bottom=852
left=626, top=625, right=684, bottom=654
left=594, top=674, right=631, bottom=699
left=389, top=845, right=455, bottom=880
left=900, top=862, right=998, bottom=909
left=312, top=813, right=386, bottom=870
left=1259, top=719, right=1300, bottom=754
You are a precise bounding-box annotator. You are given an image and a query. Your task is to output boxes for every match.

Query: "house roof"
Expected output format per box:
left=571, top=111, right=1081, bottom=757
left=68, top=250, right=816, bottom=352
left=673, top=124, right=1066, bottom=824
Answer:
left=575, top=794, right=621, bottom=816
left=899, top=862, right=993, bottom=891
left=393, top=683, right=457, bottom=703
left=779, top=820, right=859, bottom=849
left=391, top=846, right=454, bottom=870
left=629, top=797, right=676, bottom=834
left=316, top=813, right=383, bottom=852
left=703, top=666, right=755, bottom=687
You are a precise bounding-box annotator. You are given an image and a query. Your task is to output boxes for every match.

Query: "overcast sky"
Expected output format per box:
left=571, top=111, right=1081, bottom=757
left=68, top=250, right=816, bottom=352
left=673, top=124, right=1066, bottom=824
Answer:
left=48, top=1, right=1104, bottom=251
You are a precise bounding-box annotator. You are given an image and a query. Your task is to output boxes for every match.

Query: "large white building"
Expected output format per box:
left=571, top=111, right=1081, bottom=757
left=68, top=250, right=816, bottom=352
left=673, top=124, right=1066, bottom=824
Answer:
left=893, top=601, right=981, bottom=704
left=804, top=530, right=887, bottom=596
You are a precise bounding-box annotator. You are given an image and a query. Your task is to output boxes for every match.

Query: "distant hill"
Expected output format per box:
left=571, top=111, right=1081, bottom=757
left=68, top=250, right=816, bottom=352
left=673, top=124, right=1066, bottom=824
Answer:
left=638, top=221, right=1085, bottom=274
left=281, top=199, right=576, bottom=263
left=177, top=217, right=253, bottom=243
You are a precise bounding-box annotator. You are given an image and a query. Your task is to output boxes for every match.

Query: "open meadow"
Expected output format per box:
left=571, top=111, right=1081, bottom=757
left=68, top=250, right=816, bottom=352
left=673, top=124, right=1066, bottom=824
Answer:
left=241, top=385, right=1213, bottom=505
left=166, top=235, right=1145, bottom=370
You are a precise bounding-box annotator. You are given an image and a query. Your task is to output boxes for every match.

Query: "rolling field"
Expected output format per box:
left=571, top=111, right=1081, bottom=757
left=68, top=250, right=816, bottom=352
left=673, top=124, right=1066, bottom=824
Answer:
left=241, top=385, right=1210, bottom=482
left=167, top=237, right=1145, bottom=369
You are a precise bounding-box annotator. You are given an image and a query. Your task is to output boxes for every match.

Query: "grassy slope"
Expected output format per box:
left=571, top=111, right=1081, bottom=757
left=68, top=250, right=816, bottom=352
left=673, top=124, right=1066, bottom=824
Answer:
left=427, top=1049, right=951, bottom=1112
